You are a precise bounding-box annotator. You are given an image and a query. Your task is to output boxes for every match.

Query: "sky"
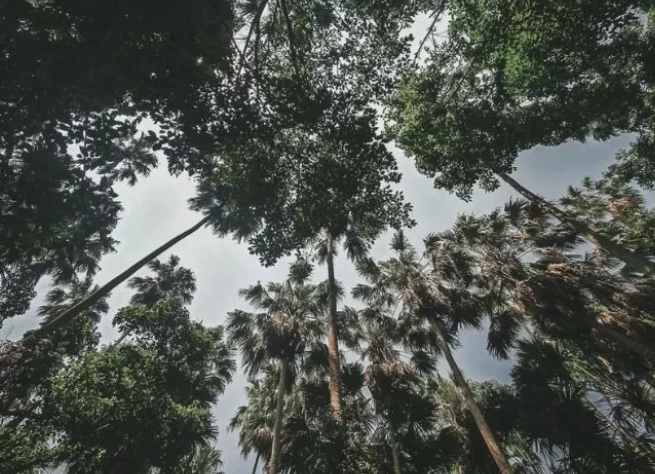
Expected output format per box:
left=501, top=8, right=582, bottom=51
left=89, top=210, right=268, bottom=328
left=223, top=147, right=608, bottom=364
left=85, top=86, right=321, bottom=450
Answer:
left=4, top=131, right=635, bottom=473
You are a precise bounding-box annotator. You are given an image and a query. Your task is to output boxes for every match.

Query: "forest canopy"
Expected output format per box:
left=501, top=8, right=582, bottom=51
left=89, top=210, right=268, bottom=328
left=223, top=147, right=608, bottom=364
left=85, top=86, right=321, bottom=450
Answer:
left=2, top=0, right=655, bottom=473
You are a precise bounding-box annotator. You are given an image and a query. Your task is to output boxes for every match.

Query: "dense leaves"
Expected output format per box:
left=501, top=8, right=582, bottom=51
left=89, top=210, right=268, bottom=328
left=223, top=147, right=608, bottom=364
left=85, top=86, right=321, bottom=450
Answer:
left=392, top=0, right=655, bottom=198
left=0, top=258, right=234, bottom=473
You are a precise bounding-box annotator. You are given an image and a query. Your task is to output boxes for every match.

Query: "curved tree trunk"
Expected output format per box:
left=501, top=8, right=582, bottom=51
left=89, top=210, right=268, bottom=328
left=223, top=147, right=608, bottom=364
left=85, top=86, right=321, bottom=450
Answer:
left=429, top=320, right=515, bottom=474
left=326, top=234, right=343, bottom=422
left=269, top=360, right=288, bottom=474
left=498, top=173, right=655, bottom=274
left=31, top=216, right=211, bottom=338
left=389, top=420, right=402, bottom=474
left=251, top=453, right=261, bottom=474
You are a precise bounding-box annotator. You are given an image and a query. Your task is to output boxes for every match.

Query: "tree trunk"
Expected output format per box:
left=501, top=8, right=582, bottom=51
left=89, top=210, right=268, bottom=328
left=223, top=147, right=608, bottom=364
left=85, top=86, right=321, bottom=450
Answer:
left=326, top=233, right=343, bottom=422
left=269, top=360, right=288, bottom=474
left=389, top=420, right=402, bottom=474
left=251, top=453, right=261, bottom=474
left=31, top=216, right=210, bottom=338
left=429, top=320, right=514, bottom=474
left=498, top=173, right=655, bottom=275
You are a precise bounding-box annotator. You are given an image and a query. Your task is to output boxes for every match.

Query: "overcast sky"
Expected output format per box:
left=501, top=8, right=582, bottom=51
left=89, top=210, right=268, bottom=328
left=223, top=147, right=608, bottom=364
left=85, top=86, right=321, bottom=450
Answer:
left=5, top=130, right=635, bottom=473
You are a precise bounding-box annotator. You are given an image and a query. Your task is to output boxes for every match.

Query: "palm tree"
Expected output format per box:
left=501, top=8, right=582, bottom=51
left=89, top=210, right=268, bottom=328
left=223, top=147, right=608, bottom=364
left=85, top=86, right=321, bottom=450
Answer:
left=560, top=177, right=655, bottom=272
left=227, top=261, right=323, bottom=474
left=426, top=376, right=545, bottom=474
left=111, top=254, right=197, bottom=345
left=348, top=306, right=437, bottom=474
left=498, top=172, right=655, bottom=274
left=511, top=338, right=655, bottom=473
left=314, top=222, right=372, bottom=422
left=442, top=199, right=655, bottom=368
left=229, top=377, right=277, bottom=474
left=29, top=216, right=209, bottom=338
left=128, top=255, right=196, bottom=307
left=354, top=230, right=515, bottom=474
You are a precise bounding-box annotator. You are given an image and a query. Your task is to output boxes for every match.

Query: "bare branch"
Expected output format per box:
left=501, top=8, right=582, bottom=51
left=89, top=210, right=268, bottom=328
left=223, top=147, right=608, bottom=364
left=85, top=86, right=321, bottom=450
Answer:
left=413, top=1, right=448, bottom=67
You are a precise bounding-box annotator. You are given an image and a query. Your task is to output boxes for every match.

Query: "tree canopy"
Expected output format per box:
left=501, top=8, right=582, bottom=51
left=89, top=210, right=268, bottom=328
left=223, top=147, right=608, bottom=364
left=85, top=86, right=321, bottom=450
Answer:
left=3, top=1, right=655, bottom=473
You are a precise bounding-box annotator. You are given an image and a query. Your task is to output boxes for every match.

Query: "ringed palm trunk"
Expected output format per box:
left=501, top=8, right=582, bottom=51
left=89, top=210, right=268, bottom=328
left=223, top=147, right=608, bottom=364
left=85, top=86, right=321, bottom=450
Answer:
left=326, top=233, right=343, bottom=422
left=498, top=173, right=655, bottom=274
left=269, top=360, right=289, bottom=474
left=429, top=319, right=515, bottom=474
left=32, top=216, right=210, bottom=337
left=388, top=420, right=402, bottom=474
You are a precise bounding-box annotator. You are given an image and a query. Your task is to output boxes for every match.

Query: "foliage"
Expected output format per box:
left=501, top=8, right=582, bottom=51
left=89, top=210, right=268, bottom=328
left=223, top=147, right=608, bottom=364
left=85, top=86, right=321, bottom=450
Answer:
left=4, top=2, right=655, bottom=473
left=0, top=258, right=234, bottom=473
left=392, top=0, right=655, bottom=198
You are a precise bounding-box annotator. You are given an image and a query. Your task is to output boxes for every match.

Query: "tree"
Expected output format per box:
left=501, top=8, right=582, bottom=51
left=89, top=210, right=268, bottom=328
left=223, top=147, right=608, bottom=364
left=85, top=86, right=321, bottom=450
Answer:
left=498, top=173, right=655, bottom=274
left=441, top=198, right=655, bottom=369
left=160, top=442, right=226, bottom=474
left=191, top=64, right=414, bottom=421
left=561, top=177, right=655, bottom=270
left=311, top=222, right=382, bottom=421
left=352, top=307, right=437, bottom=474
left=227, top=262, right=323, bottom=474
left=1, top=257, right=234, bottom=473
left=229, top=377, right=277, bottom=474
left=1, top=0, right=238, bottom=330
left=510, top=338, right=655, bottom=473
left=29, top=216, right=210, bottom=338
left=354, top=231, right=515, bottom=474
left=391, top=1, right=655, bottom=274
left=44, top=301, right=234, bottom=474
left=392, top=0, right=652, bottom=198
left=129, top=254, right=197, bottom=307
left=425, top=376, right=543, bottom=474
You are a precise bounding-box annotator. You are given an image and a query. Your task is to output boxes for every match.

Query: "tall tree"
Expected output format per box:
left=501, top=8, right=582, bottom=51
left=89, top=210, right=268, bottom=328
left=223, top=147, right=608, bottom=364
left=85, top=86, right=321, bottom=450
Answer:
left=312, top=223, right=378, bottom=421
left=352, top=307, right=437, bottom=474
left=440, top=198, right=655, bottom=369
left=510, top=338, right=655, bottom=473
left=1, top=257, right=235, bottom=473
left=30, top=216, right=210, bottom=337
left=391, top=0, right=655, bottom=273
left=227, top=262, right=323, bottom=474
left=229, top=377, right=277, bottom=474
left=354, top=231, right=515, bottom=474
left=44, top=300, right=234, bottom=473
left=561, top=177, right=655, bottom=270
left=392, top=0, right=653, bottom=198
left=1, top=0, right=239, bottom=330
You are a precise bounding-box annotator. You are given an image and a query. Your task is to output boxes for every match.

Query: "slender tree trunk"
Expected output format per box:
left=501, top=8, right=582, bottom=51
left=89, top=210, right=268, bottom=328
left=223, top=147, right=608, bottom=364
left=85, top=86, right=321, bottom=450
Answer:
left=269, top=360, right=288, bottom=474
left=326, top=233, right=343, bottom=422
left=31, top=216, right=210, bottom=338
left=251, top=453, right=261, bottom=474
left=429, top=320, right=515, bottom=474
left=389, top=420, right=402, bottom=474
left=498, top=172, right=655, bottom=274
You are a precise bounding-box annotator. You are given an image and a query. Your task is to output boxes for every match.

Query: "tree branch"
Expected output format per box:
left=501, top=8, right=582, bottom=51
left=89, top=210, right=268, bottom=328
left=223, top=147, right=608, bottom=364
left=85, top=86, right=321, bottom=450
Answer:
left=412, top=1, right=448, bottom=67
left=236, top=0, right=271, bottom=81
